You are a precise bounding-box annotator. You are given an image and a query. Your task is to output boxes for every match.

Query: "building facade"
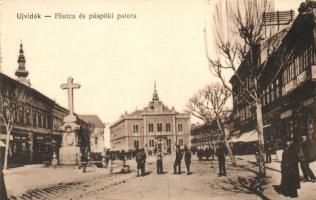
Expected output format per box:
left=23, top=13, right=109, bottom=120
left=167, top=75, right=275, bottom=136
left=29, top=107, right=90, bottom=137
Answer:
left=0, top=44, right=91, bottom=167
left=110, top=85, right=190, bottom=153
left=229, top=2, right=316, bottom=155
left=79, top=115, right=105, bottom=155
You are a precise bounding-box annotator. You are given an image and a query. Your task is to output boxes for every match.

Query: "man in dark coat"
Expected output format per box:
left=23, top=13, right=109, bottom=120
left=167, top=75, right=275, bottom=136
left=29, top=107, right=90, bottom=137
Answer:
left=0, top=148, right=8, bottom=200
left=156, top=150, right=163, bottom=174
left=184, top=146, right=192, bottom=175
left=216, top=142, right=226, bottom=177
left=265, top=142, right=272, bottom=163
left=135, top=149, right=142, bottom=176
left=299, top=135, right=316, bottom=182
left=174, top=145, right=183, bottom=174
left=280, top=140, right=300, bottom=198
left=141, top=148, right=147, bottom=176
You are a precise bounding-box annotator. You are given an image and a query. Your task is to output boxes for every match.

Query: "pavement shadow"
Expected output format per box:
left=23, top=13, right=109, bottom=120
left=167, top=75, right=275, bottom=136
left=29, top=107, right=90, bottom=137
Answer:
left=214, top=160, right=273, bottom=200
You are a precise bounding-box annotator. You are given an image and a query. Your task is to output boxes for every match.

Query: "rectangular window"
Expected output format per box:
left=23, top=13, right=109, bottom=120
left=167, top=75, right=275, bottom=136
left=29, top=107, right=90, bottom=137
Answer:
left=178, top=124, right=183, bottom=132
left=266, top=89, right=270, bottom=104
left=32, top=110, right=37, bottom=127
left=26, top=109, right=31, bottom=125
left=270, top=84, right=274, bottom=102
left=157, top=123, right=162, bottom=132
left=167, top=139, right=171, bottom=146
left=179, top=139, right=184, bottom=146
left=133, top=125, right=138, bottom=133
left=275, top=79, right=279, bottom=99
left=134, top=140, right=139, bottom=149
left=43, top=114, right=47, bottom=128
left=166, top=123, right=171, bottom=132
left=38, top=112, right=42, bottom=127
left=148, top=123, right=154, bottom=132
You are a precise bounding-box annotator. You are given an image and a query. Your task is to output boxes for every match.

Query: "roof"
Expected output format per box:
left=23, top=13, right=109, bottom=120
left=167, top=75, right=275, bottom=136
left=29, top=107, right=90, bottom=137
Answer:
left=79, top=115, right=105, bottom=127
left=127, top=110, right=143, bottom=117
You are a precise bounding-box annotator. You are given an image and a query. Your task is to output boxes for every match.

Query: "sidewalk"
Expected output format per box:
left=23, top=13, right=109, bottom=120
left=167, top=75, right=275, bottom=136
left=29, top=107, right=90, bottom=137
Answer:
left=237, top=154, right=316, bottom=199
left=237, top=154, right=316, bottom=176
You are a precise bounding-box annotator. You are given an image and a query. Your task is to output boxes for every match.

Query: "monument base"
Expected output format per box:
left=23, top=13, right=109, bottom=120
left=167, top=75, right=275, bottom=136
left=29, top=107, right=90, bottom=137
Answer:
left=59, top=146, right=81, bottom=165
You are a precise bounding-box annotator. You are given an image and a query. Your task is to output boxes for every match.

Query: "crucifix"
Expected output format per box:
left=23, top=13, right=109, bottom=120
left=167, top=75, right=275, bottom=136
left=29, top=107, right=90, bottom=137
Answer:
left=61, top=77, right=81, bottom=116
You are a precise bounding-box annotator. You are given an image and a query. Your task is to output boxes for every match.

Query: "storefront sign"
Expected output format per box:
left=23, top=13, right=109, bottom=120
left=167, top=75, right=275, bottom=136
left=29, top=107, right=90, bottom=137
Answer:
left=280, top=110, right=292, bottom=119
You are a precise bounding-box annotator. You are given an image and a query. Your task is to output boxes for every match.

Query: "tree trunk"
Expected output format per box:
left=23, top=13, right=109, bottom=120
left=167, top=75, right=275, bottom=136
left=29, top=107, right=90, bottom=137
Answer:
left=216, top=117, right=236, bottom=166
left=255, top=99, right=266, bottom=177
left=4, top=129, right=11, bottom=170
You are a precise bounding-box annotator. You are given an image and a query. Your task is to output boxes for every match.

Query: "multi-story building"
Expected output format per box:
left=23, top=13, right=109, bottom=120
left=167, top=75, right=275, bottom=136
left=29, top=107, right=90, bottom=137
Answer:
left=110, top=84, right=190, bottom=153
left=79, top=115, right=105, bottom=155
left=190, top=121, right=220, bottom=150
left=229, top=2, right=316, bottom=153
left=0, top=43, right=92, bottom=167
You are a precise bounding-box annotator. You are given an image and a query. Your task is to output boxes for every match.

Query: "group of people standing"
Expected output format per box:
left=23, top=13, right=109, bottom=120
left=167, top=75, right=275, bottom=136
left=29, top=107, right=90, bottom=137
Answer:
left=135, top=145, right=192, bottom=176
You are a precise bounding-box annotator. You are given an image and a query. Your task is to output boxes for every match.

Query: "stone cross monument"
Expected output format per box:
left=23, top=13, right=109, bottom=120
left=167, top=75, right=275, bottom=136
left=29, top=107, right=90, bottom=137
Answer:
left=61, top=77, right=81, bottom=123
left=59, top=77, right=81, bottom=165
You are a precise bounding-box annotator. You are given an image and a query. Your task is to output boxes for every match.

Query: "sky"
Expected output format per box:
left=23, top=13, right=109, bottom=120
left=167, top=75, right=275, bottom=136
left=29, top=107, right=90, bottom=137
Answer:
left=0, top=0, right=304, bottom=146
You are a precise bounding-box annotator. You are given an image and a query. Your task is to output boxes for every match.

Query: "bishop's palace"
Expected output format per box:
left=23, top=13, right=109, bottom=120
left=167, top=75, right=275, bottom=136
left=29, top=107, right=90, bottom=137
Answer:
left=110, top=85, right=191, bottom=153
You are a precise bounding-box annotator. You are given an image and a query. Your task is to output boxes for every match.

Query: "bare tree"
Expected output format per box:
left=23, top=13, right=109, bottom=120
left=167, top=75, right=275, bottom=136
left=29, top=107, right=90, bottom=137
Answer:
left=186, top=83, right=236, bottom=165
left=205, top=0, right=295, bottom=176
left=0, top=84, right=29, bottom=169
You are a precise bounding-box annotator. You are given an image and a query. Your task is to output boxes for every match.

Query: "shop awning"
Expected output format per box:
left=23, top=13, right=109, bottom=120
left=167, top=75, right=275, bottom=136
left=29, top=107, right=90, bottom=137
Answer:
left=229, top=125, right=270, bottom=143
left=0, top=140, right=5, bottom=147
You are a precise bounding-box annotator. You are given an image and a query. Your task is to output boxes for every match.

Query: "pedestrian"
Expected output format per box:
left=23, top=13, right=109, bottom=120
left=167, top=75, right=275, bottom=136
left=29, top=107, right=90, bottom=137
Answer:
left=216, top=142, right=226, bottom=177
left=141, top=148, right=147, bottom=176
left=265, top=142, right=272, bottom=163
left=279, top=140, right=300, bottom=198
left=173, top=145, right=183, bottom=174
left=197, top=148, right=203, bottom=161
left=135, top=149, right=142, bottom=177
left=184, top=146, right=191, bottom=175
left=82, top=149, right=90, bottom=173
left=0, top=148, right=8, bottom=200
left=156, top=150, right=163, bottom=174
left=299, top=135, right=316, bottom=182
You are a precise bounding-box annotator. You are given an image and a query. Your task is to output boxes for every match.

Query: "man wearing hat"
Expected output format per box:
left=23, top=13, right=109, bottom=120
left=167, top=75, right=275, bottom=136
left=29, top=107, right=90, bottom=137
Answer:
left=299, top=135, right=316, bottom=182
left=174, top=145, right=183, bottom=174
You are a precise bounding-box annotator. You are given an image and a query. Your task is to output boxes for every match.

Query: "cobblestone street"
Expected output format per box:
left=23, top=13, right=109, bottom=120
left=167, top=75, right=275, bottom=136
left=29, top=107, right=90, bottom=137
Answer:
left=7, top=155, right=316, bottom=200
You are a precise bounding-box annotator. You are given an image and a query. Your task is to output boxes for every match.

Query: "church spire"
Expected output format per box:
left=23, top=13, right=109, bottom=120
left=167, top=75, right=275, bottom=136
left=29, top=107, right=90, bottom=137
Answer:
left=15, top=42, right=30, bottom=86
left=152, top=81, right=159, bottom=101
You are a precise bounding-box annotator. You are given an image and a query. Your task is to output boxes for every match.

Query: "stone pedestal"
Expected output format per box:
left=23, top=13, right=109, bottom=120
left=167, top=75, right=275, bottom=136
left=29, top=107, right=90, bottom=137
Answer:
left=59, top=115, right=81, bottom=165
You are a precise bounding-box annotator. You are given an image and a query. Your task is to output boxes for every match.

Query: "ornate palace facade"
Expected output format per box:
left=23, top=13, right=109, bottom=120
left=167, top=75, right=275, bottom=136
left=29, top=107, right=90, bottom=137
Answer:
left=110, top=84, right=190, bottom=153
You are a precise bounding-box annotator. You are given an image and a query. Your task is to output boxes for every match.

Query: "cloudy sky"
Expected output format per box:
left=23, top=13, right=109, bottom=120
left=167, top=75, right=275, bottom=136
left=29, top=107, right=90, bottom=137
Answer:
left=0, top=0, right=304, bottom=146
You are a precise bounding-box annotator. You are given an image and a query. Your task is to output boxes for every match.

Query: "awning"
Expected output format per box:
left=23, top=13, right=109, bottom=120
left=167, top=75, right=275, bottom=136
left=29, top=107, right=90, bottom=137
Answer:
left=0, top=140, right=5, bottom=147
left=229, top=125, right=270, bottom=143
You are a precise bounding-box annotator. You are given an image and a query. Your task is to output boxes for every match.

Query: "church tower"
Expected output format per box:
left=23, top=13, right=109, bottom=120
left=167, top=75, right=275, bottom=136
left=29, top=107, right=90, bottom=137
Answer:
left=15, top=42, right=30, bottom=86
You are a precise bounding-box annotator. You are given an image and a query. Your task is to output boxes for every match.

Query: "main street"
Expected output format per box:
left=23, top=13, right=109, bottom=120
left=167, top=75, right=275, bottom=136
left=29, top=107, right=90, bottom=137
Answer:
left=8, top=154, right=316, bottom=200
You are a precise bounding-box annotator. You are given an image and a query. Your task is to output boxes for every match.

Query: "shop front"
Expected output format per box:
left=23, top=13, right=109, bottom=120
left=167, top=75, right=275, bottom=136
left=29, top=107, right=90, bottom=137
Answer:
left=33, top=133, right=61, bottom=164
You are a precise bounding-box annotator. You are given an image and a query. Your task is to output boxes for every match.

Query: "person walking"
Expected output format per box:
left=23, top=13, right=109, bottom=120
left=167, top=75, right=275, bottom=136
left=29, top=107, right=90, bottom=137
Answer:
left=299, top=135, right=316, bottom=182
left=279, top=140, right=300, bottom=198
left=0, top=147, right=8, bottom=200
left=174, top=145, right=183, bottom=174
left=184, top=146, right=192, bottom=175
left=216, top=142, right=226, bottom=177
left=156, top=150, right=163, bottom=174
left=141, top=148, right=147, bottom=176
left=135, top=149, right=142, bottom=177
left=82, top=149, right=90, bottom=173
left=265, top=142, right=272, bottom=163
